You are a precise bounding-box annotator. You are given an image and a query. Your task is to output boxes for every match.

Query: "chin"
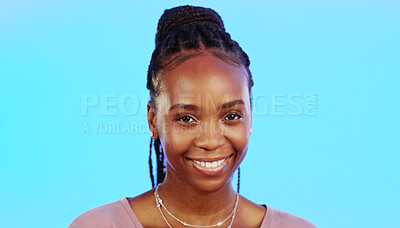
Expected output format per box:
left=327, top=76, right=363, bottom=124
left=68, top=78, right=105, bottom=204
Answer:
left=190, top=174, right=235, bottom=193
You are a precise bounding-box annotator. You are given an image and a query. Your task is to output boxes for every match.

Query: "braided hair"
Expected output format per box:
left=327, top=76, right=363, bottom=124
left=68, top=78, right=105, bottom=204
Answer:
left=147, top=5, right=253, bottom=193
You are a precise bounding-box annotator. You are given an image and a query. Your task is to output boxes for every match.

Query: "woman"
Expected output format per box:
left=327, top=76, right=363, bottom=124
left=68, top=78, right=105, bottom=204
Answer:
left=69, top=5, right=317, bottom=228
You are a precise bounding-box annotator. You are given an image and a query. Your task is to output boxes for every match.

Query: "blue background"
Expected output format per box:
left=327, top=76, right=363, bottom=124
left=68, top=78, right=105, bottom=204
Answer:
left=1, top=0, right=399, bottom=227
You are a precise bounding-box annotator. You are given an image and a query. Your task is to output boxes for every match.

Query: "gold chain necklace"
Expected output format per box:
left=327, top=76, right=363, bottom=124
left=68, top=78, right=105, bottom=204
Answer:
left=154, top=184, right=239, bottom=228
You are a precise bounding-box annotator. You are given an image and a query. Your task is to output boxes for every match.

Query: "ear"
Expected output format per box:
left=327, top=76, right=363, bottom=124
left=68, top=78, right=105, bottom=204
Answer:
left=250, top=115, right=253, bottom=135
left=147, top=102, right=159, bottom=139
left=249, top=109, right=253, bottom=135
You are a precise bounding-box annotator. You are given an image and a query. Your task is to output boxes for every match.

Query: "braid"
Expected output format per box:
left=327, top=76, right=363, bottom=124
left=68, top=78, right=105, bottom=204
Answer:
left=156, top=5, right=225, bottom=45
left=237, top=167, right=241, bottom=193
left=154, top=138, right=166, bottom=185
left=148, top=138, right=155, bottom=188
left=147, top=5, right=253, bottom=188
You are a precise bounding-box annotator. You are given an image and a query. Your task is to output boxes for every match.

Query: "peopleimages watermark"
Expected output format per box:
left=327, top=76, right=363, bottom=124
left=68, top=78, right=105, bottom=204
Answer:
left=252, top=93, right=317, bottom=116
left=81, top=93, right=318, bottom=116
left=81, top=92, right=318, bottom=134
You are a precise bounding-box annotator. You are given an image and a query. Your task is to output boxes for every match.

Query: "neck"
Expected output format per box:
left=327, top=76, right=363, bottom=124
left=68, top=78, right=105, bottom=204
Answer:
left=156, top=167, right=238, bottom=223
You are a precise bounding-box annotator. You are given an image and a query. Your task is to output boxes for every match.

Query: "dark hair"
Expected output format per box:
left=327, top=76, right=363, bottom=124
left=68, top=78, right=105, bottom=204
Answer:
left=147, top=5, right=253, bottom=192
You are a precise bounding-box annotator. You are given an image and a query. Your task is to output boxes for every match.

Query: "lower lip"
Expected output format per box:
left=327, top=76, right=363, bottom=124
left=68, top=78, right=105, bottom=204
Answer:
left=188, top=156, right=231, bottom=176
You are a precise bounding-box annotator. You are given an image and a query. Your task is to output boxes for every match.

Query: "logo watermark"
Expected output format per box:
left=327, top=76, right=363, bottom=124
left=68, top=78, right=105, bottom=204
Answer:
left=80, top=92, right=318, bottom=135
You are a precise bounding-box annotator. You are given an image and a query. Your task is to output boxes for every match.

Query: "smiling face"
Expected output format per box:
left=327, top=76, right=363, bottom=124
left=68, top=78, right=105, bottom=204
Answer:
left=148, top=52, right=252, bottom=192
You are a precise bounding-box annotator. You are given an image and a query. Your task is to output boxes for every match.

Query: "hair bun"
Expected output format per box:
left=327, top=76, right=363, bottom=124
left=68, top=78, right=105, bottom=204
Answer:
left=156, top=5, right=226, bottom=45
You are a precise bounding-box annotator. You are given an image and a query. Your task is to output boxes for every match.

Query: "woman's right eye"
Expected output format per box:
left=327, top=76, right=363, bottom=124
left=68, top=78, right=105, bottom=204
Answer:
left=177, top=116, right=195, bottom=122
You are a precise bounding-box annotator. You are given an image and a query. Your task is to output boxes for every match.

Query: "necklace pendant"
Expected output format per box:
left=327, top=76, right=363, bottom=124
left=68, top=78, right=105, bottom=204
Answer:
left=217, top=222, right=223, bottom=226
left=182, top=222, right=188, bottom=226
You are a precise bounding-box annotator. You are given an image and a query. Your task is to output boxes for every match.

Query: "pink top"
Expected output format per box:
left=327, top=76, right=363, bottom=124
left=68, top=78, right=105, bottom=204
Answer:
left=69, top=197, right=317, bottom=228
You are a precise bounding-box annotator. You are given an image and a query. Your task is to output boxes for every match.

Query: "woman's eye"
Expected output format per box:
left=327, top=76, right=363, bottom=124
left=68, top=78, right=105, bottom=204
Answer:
left=224, top=113, right=242, bottom=121
left=177, top=116, right=194, bottom=122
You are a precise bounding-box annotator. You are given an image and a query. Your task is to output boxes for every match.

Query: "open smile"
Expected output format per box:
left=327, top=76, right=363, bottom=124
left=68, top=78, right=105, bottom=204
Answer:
left=186, top=155, right=233, bottom=176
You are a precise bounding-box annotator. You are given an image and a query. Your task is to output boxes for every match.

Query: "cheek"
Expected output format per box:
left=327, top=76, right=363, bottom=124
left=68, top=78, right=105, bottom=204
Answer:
left=162, top=124, right=195, bottom=158
left=225, top=123, right=251, bottom=156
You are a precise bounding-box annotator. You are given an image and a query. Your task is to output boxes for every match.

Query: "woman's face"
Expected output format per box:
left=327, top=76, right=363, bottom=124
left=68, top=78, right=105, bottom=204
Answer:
left=148, top=53, right=252, bottom=192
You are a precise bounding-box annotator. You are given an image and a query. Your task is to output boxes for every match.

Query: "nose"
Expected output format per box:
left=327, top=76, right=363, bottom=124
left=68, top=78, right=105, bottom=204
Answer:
left=193, top=122, right=226, bottom=151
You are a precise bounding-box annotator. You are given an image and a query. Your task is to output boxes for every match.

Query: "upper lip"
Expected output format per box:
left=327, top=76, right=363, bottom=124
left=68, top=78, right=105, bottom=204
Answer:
left=186, top=154, right=232, bottom=162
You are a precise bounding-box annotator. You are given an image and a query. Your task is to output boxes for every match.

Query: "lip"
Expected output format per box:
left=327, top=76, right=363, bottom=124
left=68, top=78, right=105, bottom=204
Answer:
left=187, top=154, right=233, bottom=176
left=186, top=155, right=232, bottom=162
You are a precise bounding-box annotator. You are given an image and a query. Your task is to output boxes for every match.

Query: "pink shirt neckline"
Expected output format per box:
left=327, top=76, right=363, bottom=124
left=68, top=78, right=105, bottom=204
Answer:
left=119, top=197, right=272, bottom=227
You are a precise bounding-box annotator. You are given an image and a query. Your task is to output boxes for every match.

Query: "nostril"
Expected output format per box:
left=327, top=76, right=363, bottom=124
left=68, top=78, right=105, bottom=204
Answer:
left=193, top=134, right=226, bottom=151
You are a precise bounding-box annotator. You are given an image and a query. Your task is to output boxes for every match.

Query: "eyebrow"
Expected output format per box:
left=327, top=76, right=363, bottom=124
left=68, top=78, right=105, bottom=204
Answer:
left=168, top=99, right=245, bottom=112
left=220, top=99, right=245, bottom=109
left=169, top=103, right=199, bottom=111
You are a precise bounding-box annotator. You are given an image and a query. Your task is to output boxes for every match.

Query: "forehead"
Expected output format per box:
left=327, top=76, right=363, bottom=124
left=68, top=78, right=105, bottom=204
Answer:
left=157, top=53, right=250, bottom=109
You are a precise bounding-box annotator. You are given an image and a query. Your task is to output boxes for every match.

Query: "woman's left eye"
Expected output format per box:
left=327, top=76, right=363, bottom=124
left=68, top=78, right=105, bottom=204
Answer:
left=224, top=113, right=242, bottom=121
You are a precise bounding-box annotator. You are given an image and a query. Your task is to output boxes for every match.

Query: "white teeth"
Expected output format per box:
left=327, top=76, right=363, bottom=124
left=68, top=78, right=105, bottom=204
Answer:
left=193, top=158, right=226, bottom=168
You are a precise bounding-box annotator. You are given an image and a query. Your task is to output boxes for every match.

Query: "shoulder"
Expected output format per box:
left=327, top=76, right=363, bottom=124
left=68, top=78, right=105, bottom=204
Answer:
left=236, top=195, right=268, bottom=227
left=127, top=189, right=165, bottom=227
left=266, top=206, right=317, bottom=228
left=68, top=198, right=136, bottom=228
